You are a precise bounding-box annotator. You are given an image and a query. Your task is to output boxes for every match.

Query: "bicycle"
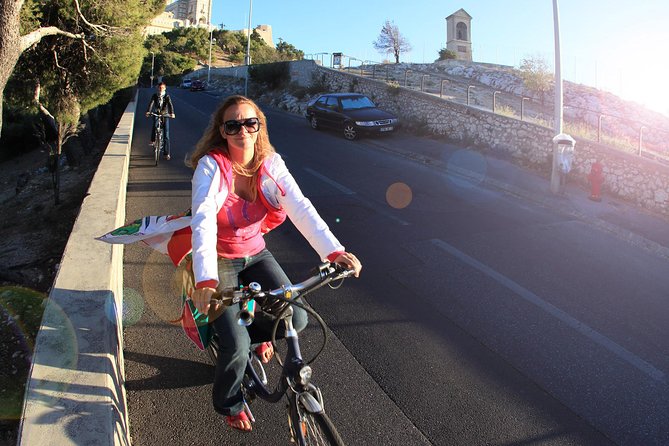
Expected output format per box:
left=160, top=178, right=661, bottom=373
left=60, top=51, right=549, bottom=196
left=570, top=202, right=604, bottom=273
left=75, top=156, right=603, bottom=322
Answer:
left=206, top=262, right=355, bottom=446
left=147, top=112, right=169, bottom=166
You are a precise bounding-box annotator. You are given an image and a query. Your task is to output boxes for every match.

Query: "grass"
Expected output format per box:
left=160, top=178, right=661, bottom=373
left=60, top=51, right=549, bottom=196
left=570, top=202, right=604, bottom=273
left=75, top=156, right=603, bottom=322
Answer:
left=0, top=286, right=47, bottom=421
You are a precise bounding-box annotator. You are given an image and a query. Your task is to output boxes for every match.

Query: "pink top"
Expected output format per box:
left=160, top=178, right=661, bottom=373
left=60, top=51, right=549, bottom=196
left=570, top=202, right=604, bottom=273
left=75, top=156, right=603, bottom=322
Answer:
left=216, top=192, right=267, bottom=259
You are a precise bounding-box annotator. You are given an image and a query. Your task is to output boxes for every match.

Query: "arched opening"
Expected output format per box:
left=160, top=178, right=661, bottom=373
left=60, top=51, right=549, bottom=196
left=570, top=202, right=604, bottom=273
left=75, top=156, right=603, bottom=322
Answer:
left=456, top=22, right=468, bottom=41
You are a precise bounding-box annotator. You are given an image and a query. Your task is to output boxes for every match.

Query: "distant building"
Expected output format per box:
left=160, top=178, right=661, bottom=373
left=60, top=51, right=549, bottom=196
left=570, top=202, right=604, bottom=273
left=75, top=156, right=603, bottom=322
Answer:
left=147, top=0, right=273, bottom=48
left=231, top=24, right=274, bottom=47
left=145, top=11, right=186, bottom=36
left=165, top=0, right=212, bottom=28
left=445, top=8, right=472, bottom=62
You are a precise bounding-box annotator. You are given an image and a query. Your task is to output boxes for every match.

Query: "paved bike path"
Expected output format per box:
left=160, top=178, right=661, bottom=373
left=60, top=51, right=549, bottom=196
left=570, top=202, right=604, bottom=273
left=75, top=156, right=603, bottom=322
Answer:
left=122, top=88, right=431, bottom=445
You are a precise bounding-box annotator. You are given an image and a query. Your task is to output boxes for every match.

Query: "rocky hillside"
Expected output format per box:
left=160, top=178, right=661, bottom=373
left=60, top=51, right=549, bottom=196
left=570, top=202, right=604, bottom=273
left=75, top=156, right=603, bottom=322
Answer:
left=387, top=60, right=668, bottom=155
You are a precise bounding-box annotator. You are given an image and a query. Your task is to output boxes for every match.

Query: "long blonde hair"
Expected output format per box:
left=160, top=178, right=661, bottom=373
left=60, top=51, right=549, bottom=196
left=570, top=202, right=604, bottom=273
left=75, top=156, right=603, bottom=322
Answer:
left=190, top=95, right=275, bottom=199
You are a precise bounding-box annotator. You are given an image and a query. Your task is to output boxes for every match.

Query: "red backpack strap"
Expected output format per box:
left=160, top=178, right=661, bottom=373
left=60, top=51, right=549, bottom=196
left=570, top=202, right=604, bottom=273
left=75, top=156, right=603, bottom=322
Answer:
left=208, top=149, right=233, bottom=192
left=257, top=161, right=287, bottom=233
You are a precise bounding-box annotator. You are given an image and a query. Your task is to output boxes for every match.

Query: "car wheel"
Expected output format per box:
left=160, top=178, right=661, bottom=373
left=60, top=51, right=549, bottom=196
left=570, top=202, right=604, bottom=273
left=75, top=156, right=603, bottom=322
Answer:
left=310, top=115, right=319, bottom=130
left=343, top=122, right=357, bottom=140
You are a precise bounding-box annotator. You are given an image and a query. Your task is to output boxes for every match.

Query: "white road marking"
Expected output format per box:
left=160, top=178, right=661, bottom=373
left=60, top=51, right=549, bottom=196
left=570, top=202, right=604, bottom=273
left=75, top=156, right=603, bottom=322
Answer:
left=304, top=168, right=355, bottom=195
left=304, top=168, right=410, bottom=226
left=431, top=238, right=666, bottom=383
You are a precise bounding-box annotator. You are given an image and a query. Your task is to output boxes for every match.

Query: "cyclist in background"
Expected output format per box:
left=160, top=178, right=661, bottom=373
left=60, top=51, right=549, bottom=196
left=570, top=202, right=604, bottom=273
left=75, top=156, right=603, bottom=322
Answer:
left=189, top=95, right=362, bottom=432
left=145, top=82, right=175, bottom=160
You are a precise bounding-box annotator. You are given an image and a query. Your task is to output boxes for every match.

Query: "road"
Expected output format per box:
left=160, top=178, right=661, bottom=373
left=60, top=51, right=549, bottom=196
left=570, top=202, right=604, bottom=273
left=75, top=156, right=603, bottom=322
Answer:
left=122, top=87, right=669, bottom=445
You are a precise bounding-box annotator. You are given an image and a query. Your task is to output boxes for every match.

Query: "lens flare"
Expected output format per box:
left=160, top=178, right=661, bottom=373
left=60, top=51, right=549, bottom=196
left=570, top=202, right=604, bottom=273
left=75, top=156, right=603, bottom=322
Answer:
left=105, top=288, right=145, bottom=327
left=446, top=149, right=488, bottom=188
left=386, top=182, right=413, bottom=209
left=1, top=292, right=79, bottom=417
left=140, top=250, right=186, bottom=323
left=0, top=286, right=45, bottom=420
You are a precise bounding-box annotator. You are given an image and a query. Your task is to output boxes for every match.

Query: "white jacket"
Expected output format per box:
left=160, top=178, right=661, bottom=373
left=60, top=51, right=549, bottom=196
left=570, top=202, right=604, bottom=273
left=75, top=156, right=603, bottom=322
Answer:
left=191, top=152, right=345, bottom=287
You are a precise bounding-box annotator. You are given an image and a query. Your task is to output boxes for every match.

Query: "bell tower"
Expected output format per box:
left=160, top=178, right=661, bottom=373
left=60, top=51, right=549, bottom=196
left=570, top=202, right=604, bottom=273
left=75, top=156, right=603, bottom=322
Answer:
left=445, top=8, right=472, bottom=62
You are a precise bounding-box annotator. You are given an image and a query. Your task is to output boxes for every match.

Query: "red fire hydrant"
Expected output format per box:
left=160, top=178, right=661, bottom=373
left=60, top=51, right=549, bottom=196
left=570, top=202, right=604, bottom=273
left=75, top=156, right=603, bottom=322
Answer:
left=588, top=162, right=604, bottom=202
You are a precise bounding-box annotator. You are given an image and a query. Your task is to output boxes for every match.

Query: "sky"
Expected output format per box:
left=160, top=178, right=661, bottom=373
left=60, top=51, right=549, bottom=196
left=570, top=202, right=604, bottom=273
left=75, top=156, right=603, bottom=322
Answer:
left=211, top=0, right=669, bottom=116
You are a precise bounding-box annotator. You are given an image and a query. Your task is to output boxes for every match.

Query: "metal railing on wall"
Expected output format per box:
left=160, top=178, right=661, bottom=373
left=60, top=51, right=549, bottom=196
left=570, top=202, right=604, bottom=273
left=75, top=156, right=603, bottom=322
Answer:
left=339, top=61, right=669, bottom=164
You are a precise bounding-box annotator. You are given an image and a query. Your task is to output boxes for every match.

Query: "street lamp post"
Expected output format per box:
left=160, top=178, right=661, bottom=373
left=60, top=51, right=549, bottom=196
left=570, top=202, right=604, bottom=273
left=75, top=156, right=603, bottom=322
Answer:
left=244, top=0, right=253, bottom=96
left=207, top=0, right=213, bottom=85
left=598, top=114, right=605, bottom=142
left=150, top=51, right=155, bottom=87
left=208, top=30, right=214, bottom=84
left=550, top=0, right=565, bottom=194
left=638, top=126, right=646, bottom=155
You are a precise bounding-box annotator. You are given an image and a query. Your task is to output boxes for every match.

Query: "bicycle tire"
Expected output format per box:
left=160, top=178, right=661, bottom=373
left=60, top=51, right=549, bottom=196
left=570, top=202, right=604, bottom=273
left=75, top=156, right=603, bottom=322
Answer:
left=289, top=394, right=344, bottom=446
left=154, top=129, right=161, bottom=166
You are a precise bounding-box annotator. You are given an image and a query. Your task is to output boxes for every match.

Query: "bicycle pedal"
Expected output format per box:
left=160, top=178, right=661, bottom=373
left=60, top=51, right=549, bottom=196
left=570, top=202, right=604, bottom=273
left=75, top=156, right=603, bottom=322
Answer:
left=243, top=401, right=256, bottom=423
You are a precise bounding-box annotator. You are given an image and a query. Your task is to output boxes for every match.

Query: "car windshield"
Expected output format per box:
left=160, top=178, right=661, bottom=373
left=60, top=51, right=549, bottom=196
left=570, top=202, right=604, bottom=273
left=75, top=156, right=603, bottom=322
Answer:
left=340, top=96, right=375, bottom=110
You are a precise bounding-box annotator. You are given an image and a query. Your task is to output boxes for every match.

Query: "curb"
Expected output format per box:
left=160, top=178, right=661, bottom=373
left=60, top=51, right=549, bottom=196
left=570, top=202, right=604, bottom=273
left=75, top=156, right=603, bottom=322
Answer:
left=18, top=92, right=137, bottom=445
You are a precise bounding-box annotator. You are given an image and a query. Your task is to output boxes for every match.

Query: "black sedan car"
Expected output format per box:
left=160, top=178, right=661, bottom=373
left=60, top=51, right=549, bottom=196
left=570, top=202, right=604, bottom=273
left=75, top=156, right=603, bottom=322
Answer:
left=190, top=79, right=205, bottom=91
left=305, top=93, right=399, bottom=140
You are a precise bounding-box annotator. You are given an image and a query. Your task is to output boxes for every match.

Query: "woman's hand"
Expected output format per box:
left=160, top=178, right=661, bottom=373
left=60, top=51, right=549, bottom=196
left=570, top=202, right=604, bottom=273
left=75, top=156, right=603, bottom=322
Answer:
left=333, top=252, right=362, bottom=277
left=191, top=287, right=216, bottom=314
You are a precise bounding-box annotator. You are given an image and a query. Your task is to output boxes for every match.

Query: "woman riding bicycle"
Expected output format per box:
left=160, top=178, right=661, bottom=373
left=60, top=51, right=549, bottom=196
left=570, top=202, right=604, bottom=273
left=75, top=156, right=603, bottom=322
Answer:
left=189, top=95, right=362, bottom=432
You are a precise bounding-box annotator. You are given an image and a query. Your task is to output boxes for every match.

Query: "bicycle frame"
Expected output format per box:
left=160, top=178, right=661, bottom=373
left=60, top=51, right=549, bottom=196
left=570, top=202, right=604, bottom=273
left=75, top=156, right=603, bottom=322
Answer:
left=148, top=112, right=168, bottom=166
left=243, top=306, right=315, bottom=405
left=207, top=263, right=352, bottom=445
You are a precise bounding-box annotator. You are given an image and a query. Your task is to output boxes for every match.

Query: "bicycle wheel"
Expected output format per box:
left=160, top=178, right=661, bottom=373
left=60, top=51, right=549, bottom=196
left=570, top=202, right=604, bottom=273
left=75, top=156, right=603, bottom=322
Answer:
left=289, top=393, right=344, bottom=446
left=154, top=129, right=161, bottom=166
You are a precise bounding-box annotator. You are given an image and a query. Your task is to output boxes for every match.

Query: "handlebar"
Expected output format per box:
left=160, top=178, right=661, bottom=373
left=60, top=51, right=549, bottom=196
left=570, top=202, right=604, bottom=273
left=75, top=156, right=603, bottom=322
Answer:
left=209, top=262, right=354, bottom=325
left=147, top=112, right=172, bottom=118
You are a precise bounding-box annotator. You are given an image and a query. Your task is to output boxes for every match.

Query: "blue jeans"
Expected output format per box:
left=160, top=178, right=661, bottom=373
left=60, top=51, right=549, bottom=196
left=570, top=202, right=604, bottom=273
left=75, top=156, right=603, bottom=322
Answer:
left=211, top=249, right=308, bottom=416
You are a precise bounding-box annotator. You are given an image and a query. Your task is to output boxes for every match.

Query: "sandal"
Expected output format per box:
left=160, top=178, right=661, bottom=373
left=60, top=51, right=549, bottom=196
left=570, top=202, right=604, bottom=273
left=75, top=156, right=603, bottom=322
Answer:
left=226, top=409, right=252, bottom=432
left=254, top=341, right=274, bottom=364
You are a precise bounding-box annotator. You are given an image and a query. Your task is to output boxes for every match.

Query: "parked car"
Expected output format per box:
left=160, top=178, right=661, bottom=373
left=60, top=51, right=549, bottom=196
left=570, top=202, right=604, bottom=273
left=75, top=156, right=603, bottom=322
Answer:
left=190, top=79, right=205, bottom=91
left=305, top=93, right=399, bottom=140
left=181, top=78, right=192, bottom=89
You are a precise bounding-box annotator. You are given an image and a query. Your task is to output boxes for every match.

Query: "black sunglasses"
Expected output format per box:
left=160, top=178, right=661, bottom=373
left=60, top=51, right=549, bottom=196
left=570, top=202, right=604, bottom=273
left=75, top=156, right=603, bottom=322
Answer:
left=223, top=118, right=260, bottom=135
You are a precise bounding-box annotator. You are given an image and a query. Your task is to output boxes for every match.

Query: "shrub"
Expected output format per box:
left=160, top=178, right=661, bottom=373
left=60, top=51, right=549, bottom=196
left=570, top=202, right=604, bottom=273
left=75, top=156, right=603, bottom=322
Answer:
left=307, top=73, right=329, bottom=95
left=0, top=112, right=41, bottom=161
left=386, top=80, right=401, bottom=96
left=494, top=105, right=517, bottom=118
left=249, top=61, right=290, bottom=90
left=438, top=48, right=457, bottom=61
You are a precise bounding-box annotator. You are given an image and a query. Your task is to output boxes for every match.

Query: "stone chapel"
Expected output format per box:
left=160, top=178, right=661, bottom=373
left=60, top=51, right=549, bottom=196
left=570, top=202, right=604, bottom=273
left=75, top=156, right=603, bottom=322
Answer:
left=446, top=8, right=473, bottom=62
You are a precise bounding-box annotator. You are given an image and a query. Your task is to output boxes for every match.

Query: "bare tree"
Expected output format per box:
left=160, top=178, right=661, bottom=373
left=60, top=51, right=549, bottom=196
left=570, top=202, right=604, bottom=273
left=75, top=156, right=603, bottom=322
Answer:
left=373, top=20, right=412, bottom=64
left=518, top=54, right=554, bottom=106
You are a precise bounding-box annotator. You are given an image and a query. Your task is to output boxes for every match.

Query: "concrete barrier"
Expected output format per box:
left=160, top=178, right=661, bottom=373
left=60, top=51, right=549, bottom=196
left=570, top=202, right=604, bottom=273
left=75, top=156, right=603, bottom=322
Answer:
left=18, top=92, right=137, bottom=445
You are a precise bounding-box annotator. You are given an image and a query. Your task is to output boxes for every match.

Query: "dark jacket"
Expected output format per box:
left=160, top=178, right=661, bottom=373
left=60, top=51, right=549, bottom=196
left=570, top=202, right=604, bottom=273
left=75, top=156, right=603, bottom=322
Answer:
left=146, top=93, right=175, bottom=116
